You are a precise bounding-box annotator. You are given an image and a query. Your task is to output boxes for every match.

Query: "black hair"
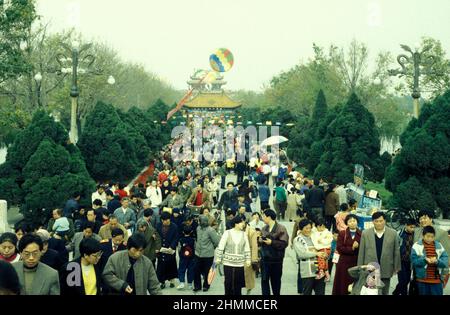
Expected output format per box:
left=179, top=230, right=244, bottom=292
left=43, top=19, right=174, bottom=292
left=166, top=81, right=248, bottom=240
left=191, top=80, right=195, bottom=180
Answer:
left=423, top=225, right=435, bottom=236
left=18, top=234, right=43, bottom=252
left=93, top=199, right=103, bottom=207
left=345, top=214, right=359, bottom=225
left=340, top=203, right=349, bottom=212
left=143, top=209, right=153, bottom=218
left=160, top=211, right=171, bottom=221
left=303, top=179, right=309, bottom=185
left=371, top=211, right=385, bottom=221
left=0, top=260, right=21, bottom=295
left=14, top=222, right=31, bottom=234
left=405, top=218, right=417, bottom=226
left=325, top=183, right=336, bottom=196
left=72, top=192, right=81, bottom=199
left=263, top=209, right=277, bottom=221
left=127, top=234, right=147, bottom=250
left=79, top=238, right=101, bottom=257
left=0, top=232, right=18, bottom=247
left=348, top=199, right=357, bottom=207
left=119, top=183, right=126, bottom=190
left=106, top=190, right=114, bottom=197
left=276, top=181, right=282, bottom=187
left=226, top=210, right=235, bottom=217
left=231, top=215, right=246, bottom=227
left=418, top=209, right=434, bottom=220
left=82, top=221, right=95, bottom=231
left=313, top=179, right=320, bottom=186
left=299, top=219, right=312, bottom=230
left=314, top=217, right=326, bottom=227
left=111, top=228, right=124, bottom=238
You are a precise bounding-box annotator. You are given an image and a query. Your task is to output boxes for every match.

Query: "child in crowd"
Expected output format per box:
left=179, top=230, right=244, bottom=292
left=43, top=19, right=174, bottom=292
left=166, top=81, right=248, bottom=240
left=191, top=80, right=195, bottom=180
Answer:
left=177, top=225, right=196, bottom=290
left=311, top=217, right=333, bottom=281
left=51, top=208, right=70, bottom=237
left=411, top=226, right=449, bottom=295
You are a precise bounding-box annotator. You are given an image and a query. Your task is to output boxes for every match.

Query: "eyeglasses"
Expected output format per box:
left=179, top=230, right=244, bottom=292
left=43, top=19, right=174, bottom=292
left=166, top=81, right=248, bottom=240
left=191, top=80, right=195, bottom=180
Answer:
left=22, top=251, right=41, bottom=259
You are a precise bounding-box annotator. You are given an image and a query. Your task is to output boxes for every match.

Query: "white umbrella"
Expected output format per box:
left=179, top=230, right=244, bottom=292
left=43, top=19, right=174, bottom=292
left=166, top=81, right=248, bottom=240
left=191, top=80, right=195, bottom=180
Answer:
left=260, top=136, right=289, bottom=147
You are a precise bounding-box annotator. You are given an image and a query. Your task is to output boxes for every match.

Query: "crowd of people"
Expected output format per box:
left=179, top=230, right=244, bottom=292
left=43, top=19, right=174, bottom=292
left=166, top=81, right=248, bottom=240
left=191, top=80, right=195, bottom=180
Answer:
left=1, top=141, right=449, bottom=296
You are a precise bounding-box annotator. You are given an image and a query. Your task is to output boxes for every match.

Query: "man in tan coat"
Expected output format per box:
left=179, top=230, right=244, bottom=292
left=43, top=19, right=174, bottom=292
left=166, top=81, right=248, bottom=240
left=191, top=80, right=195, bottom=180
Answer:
left=99, top=215, right=129, bottom=243
left=244, top=224, right=259, bottom=294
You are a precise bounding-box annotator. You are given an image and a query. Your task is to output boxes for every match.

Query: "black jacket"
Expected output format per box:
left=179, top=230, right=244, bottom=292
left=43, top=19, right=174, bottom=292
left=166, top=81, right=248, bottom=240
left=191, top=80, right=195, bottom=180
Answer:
left=261, top=222, right=289, bottom=263
left=98, top=240, right=127, bottom=273
left=305, top=187, right=325, bottom=208
left=48, top=237, right=69, bottom=264
left=60, top=258, right=103, bottom=295
left=41, top=248, right=64, bottom=273
left=218, top=190, right=238, bottom=211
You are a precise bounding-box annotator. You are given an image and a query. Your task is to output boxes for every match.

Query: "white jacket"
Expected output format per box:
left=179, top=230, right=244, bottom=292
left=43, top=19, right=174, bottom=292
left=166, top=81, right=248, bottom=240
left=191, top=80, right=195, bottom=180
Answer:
left=146, top=186, right=162, bottom=207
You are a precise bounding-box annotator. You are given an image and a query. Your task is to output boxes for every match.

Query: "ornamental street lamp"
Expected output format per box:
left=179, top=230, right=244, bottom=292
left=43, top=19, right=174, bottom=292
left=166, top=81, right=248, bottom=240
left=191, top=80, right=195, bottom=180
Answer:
left=34, top=72, right=42, bottom=107
left=56, top=40, right=115, bottom=144
left=388, top=43, right=439, bottom=119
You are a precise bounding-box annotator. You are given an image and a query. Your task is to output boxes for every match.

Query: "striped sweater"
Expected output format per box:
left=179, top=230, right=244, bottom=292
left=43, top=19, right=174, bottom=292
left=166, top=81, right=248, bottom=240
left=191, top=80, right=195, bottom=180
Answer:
left=411, top=240, right=449, bottom=283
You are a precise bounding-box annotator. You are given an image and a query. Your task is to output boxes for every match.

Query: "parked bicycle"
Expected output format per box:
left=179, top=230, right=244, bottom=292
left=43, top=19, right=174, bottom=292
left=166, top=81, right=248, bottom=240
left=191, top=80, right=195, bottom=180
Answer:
left=386, top=208, right=443, bottom=231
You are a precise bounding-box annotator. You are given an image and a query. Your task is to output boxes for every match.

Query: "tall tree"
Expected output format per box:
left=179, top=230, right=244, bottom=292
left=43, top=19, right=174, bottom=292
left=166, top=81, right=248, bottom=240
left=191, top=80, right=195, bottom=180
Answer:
left=0, top=0, right=37, bottom=82
left=0, top=110, right=94, bottom=225
left=78, top=101, right=148, bottom=182
left=385, top=90, right=450, bottom=218
left=314, top=93, right=383, bottom=184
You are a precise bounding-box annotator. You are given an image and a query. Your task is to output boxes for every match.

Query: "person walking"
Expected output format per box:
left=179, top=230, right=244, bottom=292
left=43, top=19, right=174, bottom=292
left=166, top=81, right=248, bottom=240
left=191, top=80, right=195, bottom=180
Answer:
left=357, top=212, right=401, bottom=295
left=193, top=215, right=220, bottom=292
left=215, top=215, right=251, bottom=295
left=259, top=209, right=289, bottom=295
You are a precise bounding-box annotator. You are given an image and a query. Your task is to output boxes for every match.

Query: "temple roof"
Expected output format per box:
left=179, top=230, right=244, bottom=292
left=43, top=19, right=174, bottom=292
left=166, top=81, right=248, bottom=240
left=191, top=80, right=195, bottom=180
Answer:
left=184, top=92, right=241, bottom=109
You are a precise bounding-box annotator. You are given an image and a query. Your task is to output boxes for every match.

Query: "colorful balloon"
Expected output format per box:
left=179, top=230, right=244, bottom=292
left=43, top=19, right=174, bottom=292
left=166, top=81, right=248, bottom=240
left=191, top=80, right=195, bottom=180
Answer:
left=209, top=48, right=234, bottom=72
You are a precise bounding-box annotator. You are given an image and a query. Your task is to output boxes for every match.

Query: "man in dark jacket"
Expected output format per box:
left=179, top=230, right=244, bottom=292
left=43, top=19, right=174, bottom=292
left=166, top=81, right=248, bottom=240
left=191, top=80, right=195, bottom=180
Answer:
left=60, top=238, right=103, bottom=295
left=98, top=228, right=127, bottom=273
left=63, top=193, right=81, bottom=219
left=37, top=230, right=64, bottom=274
left=393, top=218, right=416, bottom=295
left=305, top=179, right=325, bottom=220
left=258, top=179, right=271, bottom=211
left=218, top=182, right=238, bottom=212
left=106, top=190, right=122, bottom=214
left=259, top=209, right=289, bottom=296
left=236, top=161, right=246, bottom=184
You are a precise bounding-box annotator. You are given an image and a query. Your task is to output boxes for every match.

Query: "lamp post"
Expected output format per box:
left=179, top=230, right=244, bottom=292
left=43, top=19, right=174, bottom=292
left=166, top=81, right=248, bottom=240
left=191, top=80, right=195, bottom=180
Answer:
left=57, top=40, right=115, bottom=144
left=34, top=72, right=42, bottom=107
left=388, top=43, right=438, bottom=119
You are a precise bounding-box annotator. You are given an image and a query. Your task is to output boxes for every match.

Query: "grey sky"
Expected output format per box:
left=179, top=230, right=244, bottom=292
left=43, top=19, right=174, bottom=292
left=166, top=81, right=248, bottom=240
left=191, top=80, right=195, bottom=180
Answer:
left=36, top=0, right=450, bottom=91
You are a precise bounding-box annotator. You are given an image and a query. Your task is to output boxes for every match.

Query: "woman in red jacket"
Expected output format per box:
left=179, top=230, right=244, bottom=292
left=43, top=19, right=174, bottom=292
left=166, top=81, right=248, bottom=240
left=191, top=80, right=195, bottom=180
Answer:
left=332, top=214, right=362, bottom=295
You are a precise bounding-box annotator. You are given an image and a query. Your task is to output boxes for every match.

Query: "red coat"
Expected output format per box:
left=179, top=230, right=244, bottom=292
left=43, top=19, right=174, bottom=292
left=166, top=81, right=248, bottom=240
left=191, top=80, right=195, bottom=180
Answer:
left=332, top=228, right=362, bottom=295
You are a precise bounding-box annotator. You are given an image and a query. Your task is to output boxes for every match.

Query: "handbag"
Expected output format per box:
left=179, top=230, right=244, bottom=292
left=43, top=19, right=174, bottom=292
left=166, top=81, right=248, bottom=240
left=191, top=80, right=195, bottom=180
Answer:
left=207, top=262, right=217, bottom=285
left=332, top=231, right=347, bottom=264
